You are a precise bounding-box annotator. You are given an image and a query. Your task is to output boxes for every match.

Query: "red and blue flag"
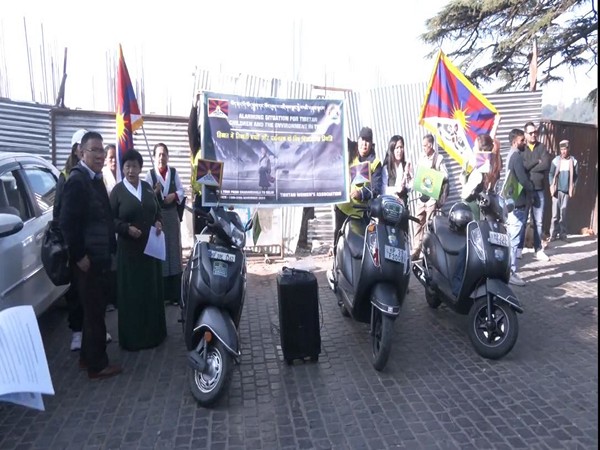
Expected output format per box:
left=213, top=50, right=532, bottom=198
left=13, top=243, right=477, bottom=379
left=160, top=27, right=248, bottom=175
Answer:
left=419, top=50, right=500, bottom=167
left=116, top=44, right=143, bottom=180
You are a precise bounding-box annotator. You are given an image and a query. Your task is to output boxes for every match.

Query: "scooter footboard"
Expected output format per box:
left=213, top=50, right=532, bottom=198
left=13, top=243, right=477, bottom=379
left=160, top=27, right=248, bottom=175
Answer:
left=471, top=279, right=523, bottom=313
left=193, top=306, right=240, bottom=356
left=370, top=283, right=401, bottom=317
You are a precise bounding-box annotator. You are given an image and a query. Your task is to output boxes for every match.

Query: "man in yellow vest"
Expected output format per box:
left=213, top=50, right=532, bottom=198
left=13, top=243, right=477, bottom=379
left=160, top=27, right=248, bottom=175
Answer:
left=330, top=126, right=383, bottom=251
left=188, top=94, right=211, bottom=235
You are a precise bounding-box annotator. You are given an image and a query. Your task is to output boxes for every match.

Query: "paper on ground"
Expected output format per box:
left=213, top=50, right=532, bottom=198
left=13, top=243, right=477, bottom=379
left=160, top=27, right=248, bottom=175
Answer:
left=144, top=226, right=166, bottom=260
left=0, top=305, right=54, bottom=410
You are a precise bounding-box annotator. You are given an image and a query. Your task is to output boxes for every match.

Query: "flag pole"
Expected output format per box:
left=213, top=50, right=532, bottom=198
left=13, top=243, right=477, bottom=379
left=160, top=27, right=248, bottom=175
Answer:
left=140, top=127, right=155, bottom=168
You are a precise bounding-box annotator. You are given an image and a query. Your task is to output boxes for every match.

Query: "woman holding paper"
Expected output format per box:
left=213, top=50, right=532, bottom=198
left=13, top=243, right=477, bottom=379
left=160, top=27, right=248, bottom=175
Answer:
left=145, top=143, right=184, bottom=306
left=110, top=149, right=166, bottom=351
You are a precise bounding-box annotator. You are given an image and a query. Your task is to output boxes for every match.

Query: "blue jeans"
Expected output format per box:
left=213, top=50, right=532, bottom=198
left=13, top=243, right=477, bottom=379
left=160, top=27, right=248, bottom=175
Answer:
left=507, top=207, right=527, bottom=274
left=519, top=190, right=544, bottom=252
left=549, top=192, right=570, bottom=238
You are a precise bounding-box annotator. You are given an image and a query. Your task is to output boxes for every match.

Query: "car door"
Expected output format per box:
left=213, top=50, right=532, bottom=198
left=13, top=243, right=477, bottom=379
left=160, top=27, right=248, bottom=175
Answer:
left=0, top=159, right=67, bottom=315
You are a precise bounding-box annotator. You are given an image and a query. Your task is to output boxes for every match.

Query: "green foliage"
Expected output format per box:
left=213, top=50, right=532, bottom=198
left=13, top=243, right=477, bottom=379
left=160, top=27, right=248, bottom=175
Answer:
left=542, top=98, right=597, bottom=124
left=421, top=0, right=598, bottom=99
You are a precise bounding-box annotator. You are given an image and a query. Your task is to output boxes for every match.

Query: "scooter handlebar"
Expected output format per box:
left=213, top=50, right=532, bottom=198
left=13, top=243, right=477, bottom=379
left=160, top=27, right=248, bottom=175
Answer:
left=194, top=207, right=215, bottom=225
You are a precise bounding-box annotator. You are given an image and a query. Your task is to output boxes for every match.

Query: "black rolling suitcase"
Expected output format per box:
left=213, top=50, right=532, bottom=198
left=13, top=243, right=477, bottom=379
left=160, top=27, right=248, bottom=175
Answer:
left=277, top=267, right=321, bottom=364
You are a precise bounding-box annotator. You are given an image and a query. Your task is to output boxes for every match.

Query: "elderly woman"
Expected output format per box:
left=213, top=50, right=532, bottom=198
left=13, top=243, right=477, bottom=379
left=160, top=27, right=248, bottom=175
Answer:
left=145, top=143, right=184, bottom=306
left=110, top=149, right=166, bottom=351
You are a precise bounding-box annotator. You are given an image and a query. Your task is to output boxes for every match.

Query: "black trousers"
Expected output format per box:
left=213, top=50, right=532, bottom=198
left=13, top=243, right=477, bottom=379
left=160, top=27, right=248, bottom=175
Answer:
left=193, top=194, right=211, bottom=235
left=333, top=206, right=348, bottom=248
left=66, top=282, right=83, bottom=332
left=74, top=265, right=109, bottom=373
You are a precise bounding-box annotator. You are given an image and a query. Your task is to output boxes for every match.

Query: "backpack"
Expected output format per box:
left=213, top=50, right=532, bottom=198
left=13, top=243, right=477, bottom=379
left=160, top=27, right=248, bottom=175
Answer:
left=41, top=219, right=70, bottom=286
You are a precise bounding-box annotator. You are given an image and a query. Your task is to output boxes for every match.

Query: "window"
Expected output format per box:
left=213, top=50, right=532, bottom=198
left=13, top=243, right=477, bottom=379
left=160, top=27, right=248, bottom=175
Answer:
left=0, top=172, right=32, bottom=220
left=22, top=168, right=58, bottom=214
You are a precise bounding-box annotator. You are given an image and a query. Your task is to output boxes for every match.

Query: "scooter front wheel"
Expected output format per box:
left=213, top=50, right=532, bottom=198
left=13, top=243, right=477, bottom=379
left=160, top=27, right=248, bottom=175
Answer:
left=468, top=297, right=519, bottom=360
left=425, top=286, right=442, bottom=309
left=371, top=309, right=394, bottom=371
left=188, top=340, right=233, bottom=407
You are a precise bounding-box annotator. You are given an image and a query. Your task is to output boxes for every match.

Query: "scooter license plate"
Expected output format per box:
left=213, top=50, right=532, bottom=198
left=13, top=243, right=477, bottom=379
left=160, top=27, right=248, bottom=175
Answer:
left=208, top=249, right=236, bottom=263
left=384, top=245, right=406, bottom=263
left=488, top=231, right=509, bottom=247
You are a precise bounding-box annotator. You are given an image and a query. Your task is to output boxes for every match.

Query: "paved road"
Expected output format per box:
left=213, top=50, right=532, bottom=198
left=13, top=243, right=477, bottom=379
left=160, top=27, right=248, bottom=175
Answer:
left=1, top=236, right=597, bottom=450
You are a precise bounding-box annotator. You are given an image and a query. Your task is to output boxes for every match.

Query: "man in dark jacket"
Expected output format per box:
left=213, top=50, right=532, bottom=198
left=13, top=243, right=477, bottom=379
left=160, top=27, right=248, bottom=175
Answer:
left=504, top=129, right=535, bottom=286
left=519, top=121, right=551, bottom=261
left=59, top=131, right=121, bottom=380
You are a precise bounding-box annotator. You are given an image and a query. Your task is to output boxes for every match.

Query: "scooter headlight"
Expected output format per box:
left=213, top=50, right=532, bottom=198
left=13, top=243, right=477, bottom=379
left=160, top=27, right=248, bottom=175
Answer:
left=470, top=227, right=486, bottom=262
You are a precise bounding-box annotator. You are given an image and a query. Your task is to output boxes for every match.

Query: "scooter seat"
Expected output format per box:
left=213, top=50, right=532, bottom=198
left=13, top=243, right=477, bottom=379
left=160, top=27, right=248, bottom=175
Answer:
left=432, top=216, right=466, bottom=255
left=344, top=219, right=366, bottom=259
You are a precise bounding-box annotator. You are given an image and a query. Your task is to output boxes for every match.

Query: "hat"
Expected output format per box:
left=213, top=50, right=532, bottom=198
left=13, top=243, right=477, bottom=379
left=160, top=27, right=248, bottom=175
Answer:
left=559, top=139, right=569, bottom=148
left=359, top=127, right=373, bottom=143
left=71, top=129, right=88, bottom=147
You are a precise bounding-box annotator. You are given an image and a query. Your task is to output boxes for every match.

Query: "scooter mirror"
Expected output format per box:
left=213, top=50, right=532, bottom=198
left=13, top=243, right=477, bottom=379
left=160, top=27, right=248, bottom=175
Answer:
left=505, top=198, right=515, bottom=213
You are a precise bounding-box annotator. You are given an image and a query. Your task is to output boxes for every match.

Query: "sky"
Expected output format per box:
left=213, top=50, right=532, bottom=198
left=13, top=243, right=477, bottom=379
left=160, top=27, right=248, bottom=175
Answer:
left=1, top=0, right=597, bottom=116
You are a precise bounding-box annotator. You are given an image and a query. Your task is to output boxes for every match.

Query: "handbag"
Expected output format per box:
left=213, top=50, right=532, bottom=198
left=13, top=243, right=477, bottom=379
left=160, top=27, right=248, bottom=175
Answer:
left=177, top=196, right=187, bottom=222
left=41, top=219, right=70, bottom=286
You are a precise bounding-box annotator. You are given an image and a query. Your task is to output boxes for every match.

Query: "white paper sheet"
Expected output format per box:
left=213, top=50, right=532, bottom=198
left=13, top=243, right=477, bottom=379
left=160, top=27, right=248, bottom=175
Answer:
left=0, top=305, right=55, bottom=410
left=143, top=226, right=166, bottom=261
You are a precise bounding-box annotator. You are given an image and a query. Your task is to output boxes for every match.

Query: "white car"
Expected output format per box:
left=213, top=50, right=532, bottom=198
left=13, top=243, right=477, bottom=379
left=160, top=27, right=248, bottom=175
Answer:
left=0, top=152, right=68, bottom=316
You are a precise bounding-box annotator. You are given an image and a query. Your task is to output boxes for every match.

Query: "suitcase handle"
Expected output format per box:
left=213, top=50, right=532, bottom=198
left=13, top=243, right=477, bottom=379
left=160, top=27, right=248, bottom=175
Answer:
left=281, top=266, right=312, bottom=276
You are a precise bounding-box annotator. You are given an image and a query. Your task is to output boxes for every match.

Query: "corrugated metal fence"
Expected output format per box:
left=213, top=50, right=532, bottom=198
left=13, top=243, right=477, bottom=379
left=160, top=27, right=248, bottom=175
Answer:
left=9, top=76, right=595, bottom=250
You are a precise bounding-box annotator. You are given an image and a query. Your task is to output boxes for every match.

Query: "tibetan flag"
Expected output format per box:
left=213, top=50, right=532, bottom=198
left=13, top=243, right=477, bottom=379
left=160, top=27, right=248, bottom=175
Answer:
left=419, top=50, right=500, bottom=167
left=252, top=208, right=262, bottom=246
left=115, top=44, right=143, bottom=180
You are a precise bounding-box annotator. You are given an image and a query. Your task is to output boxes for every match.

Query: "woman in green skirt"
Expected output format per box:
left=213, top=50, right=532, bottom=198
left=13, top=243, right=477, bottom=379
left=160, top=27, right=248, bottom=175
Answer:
left=110, top=149, right=166, bottom=351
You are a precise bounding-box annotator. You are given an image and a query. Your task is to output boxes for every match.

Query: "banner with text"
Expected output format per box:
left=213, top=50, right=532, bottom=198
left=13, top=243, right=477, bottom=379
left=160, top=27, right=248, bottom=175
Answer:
left=201, top=93, right=348, bottom=206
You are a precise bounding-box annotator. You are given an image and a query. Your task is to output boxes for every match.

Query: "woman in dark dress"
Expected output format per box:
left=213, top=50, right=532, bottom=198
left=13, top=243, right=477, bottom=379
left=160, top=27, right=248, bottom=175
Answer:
left=110, top=150, right=166, bottom=351
left=145, top=143, right=184, bottom=306
left=258, top=147, right=272, bottom=191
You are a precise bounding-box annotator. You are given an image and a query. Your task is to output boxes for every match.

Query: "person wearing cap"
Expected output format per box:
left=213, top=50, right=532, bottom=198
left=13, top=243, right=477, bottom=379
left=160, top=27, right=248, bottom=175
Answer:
left=548, top=139, right=578, bottom=243
left=334, top=126, right=382, bottom=236
left=188, top=93, right=211, bottom=235
left=327, top=127, right=382, bottom=267
left=411, top=133, right=448, bottom=260
left=519, top=121, right=552, bottom=261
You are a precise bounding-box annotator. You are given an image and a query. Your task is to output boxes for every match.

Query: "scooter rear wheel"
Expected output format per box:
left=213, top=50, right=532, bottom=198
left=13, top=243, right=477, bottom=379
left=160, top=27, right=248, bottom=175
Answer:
left=468, top=297, right=519, bottom=360
left=188, top=340, right=233, bottom=407
left=371, top=309, right=393, bottom=371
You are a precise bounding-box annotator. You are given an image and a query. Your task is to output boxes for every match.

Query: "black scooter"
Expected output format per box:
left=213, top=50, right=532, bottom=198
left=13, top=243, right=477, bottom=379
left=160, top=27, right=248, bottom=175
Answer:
left=327, top=195, right=418, bottom=371
left=181, top=206, right=251, bottom=406
left=412, top=188, right=523, bottom=359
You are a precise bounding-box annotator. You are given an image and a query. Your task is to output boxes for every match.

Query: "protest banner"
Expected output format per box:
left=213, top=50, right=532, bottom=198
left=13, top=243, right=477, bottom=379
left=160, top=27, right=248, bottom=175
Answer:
left=200, top=93, right=349, bottom=206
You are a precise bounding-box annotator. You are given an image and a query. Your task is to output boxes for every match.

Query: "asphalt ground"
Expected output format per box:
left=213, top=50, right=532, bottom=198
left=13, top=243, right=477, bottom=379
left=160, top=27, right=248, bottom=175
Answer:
left=0, top=235, right=597, bottom=449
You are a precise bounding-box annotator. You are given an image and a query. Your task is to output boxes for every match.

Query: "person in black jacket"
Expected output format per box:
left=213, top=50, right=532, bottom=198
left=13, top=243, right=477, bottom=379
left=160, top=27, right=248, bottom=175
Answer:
left=504, top=129, right=535, bottom=286
left=54, top=129, right=86, bottom=351
left=519, top=121, right=552, bottom=261
left=59, top=131, right=122, bottom=380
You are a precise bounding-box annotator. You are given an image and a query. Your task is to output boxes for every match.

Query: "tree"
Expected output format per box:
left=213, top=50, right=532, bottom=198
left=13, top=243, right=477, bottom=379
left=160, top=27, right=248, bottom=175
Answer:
left=420, top=0, right=598, bottom=102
